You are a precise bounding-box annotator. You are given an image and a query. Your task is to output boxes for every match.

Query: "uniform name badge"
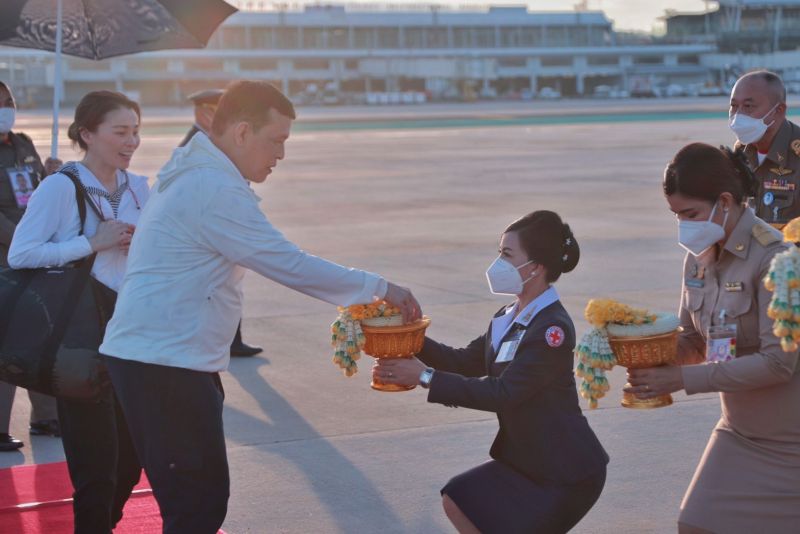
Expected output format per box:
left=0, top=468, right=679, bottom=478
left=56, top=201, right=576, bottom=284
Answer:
left=5, top=165, right=35, bottom=208
left=706, top=323, right=736, bottom=363
left=496, top=327, right=525, bottom=363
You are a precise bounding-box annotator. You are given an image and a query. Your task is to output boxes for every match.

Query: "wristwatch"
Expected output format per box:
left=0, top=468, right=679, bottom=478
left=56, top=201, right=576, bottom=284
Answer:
left=419, top=367, right=434, bottom=389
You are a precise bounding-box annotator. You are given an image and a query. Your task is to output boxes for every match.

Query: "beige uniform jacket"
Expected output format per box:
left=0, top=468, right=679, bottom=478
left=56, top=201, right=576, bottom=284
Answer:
left=677, top=208, right=800, bottom=533
left=742, top=119, right=800, bottom=227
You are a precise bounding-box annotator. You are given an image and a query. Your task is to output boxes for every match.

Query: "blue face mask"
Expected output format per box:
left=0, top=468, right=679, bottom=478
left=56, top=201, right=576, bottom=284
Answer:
left=0, top=108, right=15, bottom=134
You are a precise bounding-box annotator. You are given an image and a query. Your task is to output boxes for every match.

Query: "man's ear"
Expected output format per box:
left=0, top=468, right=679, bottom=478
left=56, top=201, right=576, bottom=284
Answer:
left=232, top=121, right=250, bottom=146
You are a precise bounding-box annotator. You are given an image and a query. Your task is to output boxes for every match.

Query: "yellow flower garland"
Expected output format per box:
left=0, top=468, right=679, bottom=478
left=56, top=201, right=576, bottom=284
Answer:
left=764, top=245, right=800, bottom=352
left=330, top=301, right=401, bottom=376
left=575, top=299, right=657, bottom=408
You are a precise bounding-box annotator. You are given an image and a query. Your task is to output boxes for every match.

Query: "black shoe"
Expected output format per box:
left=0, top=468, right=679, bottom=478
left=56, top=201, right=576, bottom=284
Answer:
left=230, top=342, right=263, bottom=357
left=0, top=433, right=23, bottom=451
left=29, top=419, right=61, bottom=437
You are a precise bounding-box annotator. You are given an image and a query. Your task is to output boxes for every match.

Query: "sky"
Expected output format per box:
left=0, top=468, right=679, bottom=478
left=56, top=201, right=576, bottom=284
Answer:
left=529, top=0, right=714, bottom=32
left=240, top=0, right=716, bottom=33
left=236, top=0, right=716, bottom=32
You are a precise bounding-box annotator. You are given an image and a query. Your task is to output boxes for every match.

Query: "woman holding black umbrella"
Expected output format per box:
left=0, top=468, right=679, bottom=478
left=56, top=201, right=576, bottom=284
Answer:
left=9, top=90, right=148, bottom=533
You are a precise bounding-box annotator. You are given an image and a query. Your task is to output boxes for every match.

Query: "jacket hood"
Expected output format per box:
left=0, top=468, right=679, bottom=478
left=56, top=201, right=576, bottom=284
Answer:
left=156, top=132, right=244, bottom=193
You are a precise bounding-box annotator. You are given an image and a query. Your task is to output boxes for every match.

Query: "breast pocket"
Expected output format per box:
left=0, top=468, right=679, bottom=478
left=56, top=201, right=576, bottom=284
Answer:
left=718, top=289, right=758, bottom=349
left=683, top=288, right=706, bottom=335
left=761, top=184, right=796, bottom=222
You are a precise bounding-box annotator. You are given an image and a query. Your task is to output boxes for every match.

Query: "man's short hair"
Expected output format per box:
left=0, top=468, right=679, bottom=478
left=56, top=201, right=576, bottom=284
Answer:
left=211, top=81, right=296, bottom=136
left=739, top=70, right=786, bottom=104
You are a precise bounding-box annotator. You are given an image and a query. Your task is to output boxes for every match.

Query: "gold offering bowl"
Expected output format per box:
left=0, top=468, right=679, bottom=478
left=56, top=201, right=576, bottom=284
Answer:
left=607, top=329, right=679, bottom=409
left=361, top=317, right=431, bottom=392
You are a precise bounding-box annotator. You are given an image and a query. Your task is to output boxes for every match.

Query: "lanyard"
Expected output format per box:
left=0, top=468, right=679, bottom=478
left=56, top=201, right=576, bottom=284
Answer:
left=86, top=171, right=141, bottom=220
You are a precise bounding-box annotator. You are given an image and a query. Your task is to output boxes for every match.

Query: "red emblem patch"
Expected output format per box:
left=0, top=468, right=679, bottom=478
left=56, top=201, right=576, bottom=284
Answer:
left=545, top=326, right=565, bottom=348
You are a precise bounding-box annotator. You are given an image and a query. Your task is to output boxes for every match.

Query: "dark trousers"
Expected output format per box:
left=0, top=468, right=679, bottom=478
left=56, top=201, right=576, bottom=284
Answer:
left=57, top=391, right=141, bottom=533
left=105, top=356, right=229, bottom=534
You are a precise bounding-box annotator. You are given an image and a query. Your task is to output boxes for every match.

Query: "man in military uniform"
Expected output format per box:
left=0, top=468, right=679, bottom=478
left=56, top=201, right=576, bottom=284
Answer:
left=0, top=81, right=61, bottom=451
left=181, top=89, right=263, bottom=357
left=730, top=70, right=800, bottom=228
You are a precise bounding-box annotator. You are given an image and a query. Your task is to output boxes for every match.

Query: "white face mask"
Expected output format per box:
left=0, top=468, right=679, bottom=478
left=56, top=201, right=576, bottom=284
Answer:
left=0, top=108, right=15, bottom=134
left=486, top=257, right=536, bottom=295
left=678, top=201, right=729, bottom=256
left=729, top=102, right=778, bottom=145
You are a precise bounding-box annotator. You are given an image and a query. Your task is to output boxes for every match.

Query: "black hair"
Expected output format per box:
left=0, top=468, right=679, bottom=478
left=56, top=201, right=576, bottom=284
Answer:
left=211, top=81, right=296, bottom=136
left=505, top=210, right=579, bottom=283
left=67, top=90, right=141, bottom=151
left=663, top=143, right=758, bottom=203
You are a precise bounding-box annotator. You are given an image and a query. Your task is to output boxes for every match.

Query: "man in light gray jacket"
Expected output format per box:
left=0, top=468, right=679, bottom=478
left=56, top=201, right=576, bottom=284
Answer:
left=100, top=81, right=421, bottom=533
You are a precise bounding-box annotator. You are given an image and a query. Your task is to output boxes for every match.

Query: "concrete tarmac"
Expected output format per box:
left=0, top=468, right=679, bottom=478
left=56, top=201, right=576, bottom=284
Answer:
left=1, top=101, right=748, bottom=533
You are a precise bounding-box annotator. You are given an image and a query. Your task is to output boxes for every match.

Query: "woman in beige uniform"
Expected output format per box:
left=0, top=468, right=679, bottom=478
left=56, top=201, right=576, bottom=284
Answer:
left=626, top=142, right=800, bottom=533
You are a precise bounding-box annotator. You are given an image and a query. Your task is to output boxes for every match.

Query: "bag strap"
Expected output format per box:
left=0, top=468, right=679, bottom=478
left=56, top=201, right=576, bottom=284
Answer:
left=57, top=167, right=106, bottom=232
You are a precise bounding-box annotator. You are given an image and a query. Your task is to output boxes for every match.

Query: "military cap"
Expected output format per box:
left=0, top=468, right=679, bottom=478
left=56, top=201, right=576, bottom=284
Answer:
left=187, top=89, right=224, bottom=106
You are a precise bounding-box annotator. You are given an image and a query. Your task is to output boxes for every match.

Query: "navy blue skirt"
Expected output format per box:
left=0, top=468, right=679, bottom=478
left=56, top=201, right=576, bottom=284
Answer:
left=442, top=460, right=605, bottom=534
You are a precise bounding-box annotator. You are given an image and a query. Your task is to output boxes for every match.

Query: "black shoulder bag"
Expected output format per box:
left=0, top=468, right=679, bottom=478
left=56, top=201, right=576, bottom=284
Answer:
left=0, top=169, right=115, bottom=401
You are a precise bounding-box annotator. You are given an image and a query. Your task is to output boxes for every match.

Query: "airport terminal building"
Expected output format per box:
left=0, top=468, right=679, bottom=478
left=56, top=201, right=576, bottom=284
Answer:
left=0, top=1, right=796, bottom=106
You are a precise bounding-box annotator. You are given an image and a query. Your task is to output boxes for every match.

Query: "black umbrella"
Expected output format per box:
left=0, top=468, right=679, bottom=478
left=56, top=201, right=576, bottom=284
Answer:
left=0, top=0, right=237, bottom=155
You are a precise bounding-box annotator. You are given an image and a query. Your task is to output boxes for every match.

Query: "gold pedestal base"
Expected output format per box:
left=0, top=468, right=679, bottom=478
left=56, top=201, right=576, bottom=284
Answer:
left=621, top=390, right=673, bottom=409
left=371, top=380, right=416, bottom=392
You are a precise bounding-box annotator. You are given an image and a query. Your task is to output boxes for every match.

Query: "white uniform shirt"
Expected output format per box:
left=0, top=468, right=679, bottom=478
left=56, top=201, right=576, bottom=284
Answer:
left=100, top=133, right=388, bottom=373
left=8, top=162, right=150, bottom=291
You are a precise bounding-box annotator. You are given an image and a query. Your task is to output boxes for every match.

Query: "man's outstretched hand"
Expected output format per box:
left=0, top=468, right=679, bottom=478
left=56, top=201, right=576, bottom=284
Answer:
left=384, top=282, right=422, bottom=324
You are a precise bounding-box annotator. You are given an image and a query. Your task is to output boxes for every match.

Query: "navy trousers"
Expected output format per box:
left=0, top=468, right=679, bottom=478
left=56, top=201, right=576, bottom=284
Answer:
left=105, top=356, right=229, bottom=534
left=57, top=391, right=141, bottom=533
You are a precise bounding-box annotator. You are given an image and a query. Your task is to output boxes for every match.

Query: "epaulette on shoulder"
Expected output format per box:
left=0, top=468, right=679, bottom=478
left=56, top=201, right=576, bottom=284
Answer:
left=15, top=132, right=32, bottom=143
left=752, top=220, right=782, bottom=247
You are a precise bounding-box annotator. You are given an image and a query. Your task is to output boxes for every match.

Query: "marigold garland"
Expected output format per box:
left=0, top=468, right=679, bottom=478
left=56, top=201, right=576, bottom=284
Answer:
left=575, top=299, right=657, bottom=409
left=782, top=217, right=800, bottom=244
left=331, top=301, right=401, bottom=376
left=764, top=245, right=800, bottom=352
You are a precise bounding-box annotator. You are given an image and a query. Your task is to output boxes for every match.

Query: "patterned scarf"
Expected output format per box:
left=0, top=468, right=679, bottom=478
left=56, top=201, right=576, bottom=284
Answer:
left=61, top=162, right=129, bottom=219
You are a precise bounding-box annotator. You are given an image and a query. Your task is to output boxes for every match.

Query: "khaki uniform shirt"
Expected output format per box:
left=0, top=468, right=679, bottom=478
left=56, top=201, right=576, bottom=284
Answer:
left=0, top=131, right=44, bottom=266
left=679, top=208, right=800, bottom=444
left=742, top=119, right=800, bottom=227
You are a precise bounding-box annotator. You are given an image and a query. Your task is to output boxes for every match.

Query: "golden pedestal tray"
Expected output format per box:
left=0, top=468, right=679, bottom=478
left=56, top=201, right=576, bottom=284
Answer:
left=361, top=317, right=430, bottom=392
left=607, top=329, right=679, bottom=409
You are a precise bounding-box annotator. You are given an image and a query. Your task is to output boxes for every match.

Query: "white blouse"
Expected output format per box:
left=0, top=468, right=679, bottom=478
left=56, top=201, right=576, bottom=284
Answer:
left=8, top=162, right=150, bottom=291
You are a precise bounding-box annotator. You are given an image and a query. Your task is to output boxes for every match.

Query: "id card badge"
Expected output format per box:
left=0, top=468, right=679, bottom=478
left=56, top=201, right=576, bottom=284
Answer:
left=706, top=323, right=737, bottom=363
left=496, top=327, right=525, bottom=363
left=6, top=165, right=35, bottom=208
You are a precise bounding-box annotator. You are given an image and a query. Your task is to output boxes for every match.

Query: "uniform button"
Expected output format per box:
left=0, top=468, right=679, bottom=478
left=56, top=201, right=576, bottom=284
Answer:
left=169, top=463, right=176, bottom=470
left=735, top=244, right=745, bottom=251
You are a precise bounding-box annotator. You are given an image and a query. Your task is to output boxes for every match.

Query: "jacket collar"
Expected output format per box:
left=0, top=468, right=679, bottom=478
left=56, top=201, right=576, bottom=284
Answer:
left=722, top=207, right=757, bottom=260
left=487, top=286, right=561, bottom=362
left=744, top=118, right=791, bottom=169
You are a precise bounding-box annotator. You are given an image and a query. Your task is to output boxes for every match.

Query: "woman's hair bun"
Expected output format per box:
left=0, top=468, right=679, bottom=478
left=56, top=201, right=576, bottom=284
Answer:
left=721, top=145, right=760, bottom=198
left=561, top=223, right=580, bottom=274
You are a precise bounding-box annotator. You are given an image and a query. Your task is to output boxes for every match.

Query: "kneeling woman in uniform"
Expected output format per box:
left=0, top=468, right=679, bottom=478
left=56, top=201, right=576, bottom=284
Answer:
left=626, top=143, right=800, bottom=533
left=374, top=211, right=608, bottom=534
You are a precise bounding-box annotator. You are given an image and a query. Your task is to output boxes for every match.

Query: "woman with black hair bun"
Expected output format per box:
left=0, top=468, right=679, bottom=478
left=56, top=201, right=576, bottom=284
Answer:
left=626, top=142, right=800, bottom=533
left=373, top=210, right=608, bottom=533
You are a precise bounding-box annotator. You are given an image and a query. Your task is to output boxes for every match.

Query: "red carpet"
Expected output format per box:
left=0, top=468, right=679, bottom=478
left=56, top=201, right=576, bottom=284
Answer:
left=0, top=462, right=225, bottom=533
